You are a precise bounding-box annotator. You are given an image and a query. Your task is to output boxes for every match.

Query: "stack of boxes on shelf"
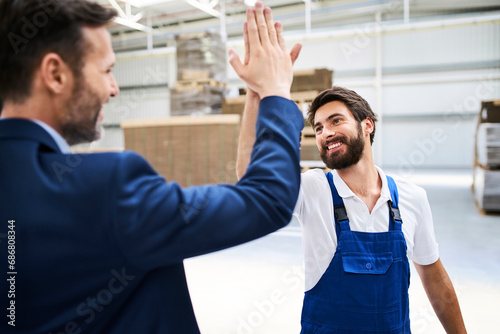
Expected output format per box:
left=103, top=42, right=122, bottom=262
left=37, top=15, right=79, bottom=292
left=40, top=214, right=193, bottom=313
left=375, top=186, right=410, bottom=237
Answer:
left=171, top=31, right=226, bottom=116
left=123, top=31, right=240, bottom=187
left=222, top=68, right=333, bottom=171
left=473, top=100, right=500, bottom=213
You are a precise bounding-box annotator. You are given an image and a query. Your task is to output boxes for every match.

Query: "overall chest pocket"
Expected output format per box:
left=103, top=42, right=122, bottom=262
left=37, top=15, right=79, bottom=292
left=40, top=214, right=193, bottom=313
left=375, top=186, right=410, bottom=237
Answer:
left=341, top=252, right=401, bottom=312
left=342, top=252, right=393, bottom=275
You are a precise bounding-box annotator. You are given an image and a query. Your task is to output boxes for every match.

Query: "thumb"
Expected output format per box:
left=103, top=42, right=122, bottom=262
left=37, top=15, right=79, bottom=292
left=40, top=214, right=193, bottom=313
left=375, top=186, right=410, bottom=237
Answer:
left=290, top=43, right=302, bottom=65
left=229, top=49, right=245, bottom=78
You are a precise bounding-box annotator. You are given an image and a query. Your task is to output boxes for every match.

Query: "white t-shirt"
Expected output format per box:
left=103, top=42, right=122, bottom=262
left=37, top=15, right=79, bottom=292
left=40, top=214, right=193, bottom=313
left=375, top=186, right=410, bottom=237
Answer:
left=294, top=167, right=439, bottom=291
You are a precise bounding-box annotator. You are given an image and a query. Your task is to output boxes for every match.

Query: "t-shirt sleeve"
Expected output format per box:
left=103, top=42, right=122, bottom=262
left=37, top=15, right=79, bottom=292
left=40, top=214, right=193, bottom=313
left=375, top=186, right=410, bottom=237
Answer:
left=410, top=187, right=440, bottom=265
left=293, top=174, right=306, bottom=220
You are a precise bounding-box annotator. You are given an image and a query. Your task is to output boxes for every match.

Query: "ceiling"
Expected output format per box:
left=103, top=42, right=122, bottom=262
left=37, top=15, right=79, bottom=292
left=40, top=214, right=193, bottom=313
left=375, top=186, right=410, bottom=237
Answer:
left=94, top=0, right=500, bottom=52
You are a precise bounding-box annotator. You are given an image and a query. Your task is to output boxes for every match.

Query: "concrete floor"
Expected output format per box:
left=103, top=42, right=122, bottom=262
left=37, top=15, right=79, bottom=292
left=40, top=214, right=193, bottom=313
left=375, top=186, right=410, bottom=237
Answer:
left=184, top=170, right=500, bottom=334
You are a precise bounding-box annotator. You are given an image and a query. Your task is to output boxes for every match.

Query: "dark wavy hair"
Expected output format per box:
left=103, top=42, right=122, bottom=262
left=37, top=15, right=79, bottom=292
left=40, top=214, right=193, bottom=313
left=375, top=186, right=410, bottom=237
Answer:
left=0, top=0, right=116, bottom=103
left=307, top=86, right=378, bottom=144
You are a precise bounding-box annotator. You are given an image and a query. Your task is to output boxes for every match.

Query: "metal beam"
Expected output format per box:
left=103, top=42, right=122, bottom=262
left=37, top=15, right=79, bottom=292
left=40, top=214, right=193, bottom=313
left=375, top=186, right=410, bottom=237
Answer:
left=109, top=0, right=154, bottom=33
left=184, top=0, right=221, bottom=18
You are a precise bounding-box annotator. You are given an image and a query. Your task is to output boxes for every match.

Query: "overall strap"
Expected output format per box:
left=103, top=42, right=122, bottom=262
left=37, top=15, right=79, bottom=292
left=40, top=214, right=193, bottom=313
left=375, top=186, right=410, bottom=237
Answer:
left=386, top=175, right=403, bottom=231
left=326, top=172, right=351, bottom=235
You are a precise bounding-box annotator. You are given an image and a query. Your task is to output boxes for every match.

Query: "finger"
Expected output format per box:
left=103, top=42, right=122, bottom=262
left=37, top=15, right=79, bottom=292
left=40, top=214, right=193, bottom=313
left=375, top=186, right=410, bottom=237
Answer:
left=228, top=49, right=245, bottom=78
left=290, top=43, right=302, bottom=65
left=264, top=7, right=277, bottom=46
left=254, top=1, right=270, bottom=45
left=275, top=21, right=286, bottom=50
left=243, top=22, right=250, bottom=65
left=246, top=7, right=260, bottom=52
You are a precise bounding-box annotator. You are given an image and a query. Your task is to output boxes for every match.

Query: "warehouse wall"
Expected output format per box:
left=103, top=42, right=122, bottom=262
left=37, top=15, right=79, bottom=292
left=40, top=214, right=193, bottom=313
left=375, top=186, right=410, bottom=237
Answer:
left=269, top=19, right=500, bottom=170
left=86, top=18, right=500, bottom=172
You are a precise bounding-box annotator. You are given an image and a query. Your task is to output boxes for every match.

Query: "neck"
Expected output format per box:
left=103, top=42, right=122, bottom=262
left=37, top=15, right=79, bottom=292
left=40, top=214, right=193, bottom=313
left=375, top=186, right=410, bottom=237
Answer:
left=336, top=150, right=381, bottom=212
left=1, top=98, right=61, bottom=134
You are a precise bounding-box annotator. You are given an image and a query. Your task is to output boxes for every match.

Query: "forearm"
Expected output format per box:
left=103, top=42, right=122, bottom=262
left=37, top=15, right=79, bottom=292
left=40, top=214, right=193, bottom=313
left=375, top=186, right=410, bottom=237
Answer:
left=415, top=259, right=467, bottom=333
left=236, top=91, right=259, bottom=179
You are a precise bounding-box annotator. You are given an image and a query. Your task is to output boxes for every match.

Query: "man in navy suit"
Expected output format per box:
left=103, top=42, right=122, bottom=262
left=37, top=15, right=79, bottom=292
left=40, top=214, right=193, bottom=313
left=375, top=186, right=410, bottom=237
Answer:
left=0, top=0, right=302, bottom=333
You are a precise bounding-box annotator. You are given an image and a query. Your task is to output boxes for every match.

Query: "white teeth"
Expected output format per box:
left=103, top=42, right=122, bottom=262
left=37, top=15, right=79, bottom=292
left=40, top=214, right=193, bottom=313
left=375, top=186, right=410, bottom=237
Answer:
left=327, top=142, right=341, bottom=149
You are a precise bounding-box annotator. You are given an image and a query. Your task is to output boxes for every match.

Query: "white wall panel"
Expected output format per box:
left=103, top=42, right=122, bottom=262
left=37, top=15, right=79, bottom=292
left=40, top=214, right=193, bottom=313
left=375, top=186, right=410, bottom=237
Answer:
left=382, top=118, right=477, bottom=170
left=382, top=73, right=500, bottom=116
left=113, top=54, right=170, bottom=87
left=383, top=23, right=500, bottom=67
left=102, top=87, right=171, bottom=126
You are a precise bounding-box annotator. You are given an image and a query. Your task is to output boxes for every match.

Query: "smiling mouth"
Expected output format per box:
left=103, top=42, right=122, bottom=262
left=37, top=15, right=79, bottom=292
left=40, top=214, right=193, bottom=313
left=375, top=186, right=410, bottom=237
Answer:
left=327, top=142, right=341, bottom=150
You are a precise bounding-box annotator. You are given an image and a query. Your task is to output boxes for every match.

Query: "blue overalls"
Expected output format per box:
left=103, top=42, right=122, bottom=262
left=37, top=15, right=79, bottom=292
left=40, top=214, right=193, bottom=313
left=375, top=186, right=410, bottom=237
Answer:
left=301, top=173, right=411, bottom=334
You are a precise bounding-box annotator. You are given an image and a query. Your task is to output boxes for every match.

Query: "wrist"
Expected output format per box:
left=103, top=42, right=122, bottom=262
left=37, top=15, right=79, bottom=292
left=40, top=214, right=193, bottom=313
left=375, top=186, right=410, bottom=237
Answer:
left=259, top=90, right=291, bottom=100
left=246, top=88, right=260, bottom=101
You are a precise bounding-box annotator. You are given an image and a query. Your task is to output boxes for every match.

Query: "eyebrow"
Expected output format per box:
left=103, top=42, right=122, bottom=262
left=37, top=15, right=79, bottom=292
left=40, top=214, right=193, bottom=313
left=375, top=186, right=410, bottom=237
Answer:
left=313, top=113, right=343, bottom=129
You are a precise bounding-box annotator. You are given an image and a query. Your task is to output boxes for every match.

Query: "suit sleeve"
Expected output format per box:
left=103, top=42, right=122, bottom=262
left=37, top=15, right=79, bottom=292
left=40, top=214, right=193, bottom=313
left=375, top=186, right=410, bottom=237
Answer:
left=112, top=96, right=303, bottom=269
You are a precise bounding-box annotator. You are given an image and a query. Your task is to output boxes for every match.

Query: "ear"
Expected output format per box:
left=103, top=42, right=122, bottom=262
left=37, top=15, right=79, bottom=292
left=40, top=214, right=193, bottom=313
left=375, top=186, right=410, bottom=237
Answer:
left=39, top=53, right=72, bottom=95
left=363, top=117, right=375, bottom=136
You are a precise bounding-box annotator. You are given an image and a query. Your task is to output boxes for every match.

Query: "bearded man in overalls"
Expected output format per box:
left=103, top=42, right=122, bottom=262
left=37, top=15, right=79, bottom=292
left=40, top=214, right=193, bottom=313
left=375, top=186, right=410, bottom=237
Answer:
left=237, top=86, right=467, bottom=333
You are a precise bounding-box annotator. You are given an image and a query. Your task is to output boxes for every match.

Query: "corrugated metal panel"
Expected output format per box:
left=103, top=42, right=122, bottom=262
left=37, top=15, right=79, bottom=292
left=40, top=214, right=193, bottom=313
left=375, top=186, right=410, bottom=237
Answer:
left=113, top=54, right=170, bottom=87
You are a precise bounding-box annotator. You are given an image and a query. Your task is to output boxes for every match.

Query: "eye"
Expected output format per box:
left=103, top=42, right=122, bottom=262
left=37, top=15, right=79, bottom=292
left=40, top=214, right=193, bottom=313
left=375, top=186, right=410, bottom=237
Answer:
left=315, top=126, right=323, bottom=134
left=332, top=118, right=341, bottom=124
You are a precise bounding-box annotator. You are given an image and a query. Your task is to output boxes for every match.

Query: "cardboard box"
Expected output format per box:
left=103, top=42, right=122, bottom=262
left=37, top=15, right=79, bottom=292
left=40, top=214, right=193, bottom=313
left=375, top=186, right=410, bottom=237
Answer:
left=480, top=101, right=500, bottom=124
left=175, top=31, right=226, bottom=82
left=222, top=96, right=246, bottom=115
left=181, top=69, right=210, bottom=81
left=122, top=115, right=240, bottom=187
left=222, top=91, right=319, bottom=117
left=473, top=166, right=500, bottom=212
left=476, top=123, right=500, bottom=168
left=300, top=127, right=320, bottom=161
left=291, top=69, right=333, bottom=93
left=170, top=81, right=225, bottom=116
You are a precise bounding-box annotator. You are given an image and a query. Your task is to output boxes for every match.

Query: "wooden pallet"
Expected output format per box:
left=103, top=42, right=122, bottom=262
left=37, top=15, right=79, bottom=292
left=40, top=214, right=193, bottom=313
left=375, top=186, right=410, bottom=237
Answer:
left=180, top=69, right=210, bottom=81
left=291, top=90, right=318, bottom=115
left=301, top=126, right=316, bottom=144
left=174, top=80, right=226, bottom=92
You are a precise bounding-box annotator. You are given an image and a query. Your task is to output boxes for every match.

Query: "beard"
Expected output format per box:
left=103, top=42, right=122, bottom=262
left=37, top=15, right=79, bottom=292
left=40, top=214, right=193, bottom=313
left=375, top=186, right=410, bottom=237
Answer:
left=320, top=123, right=365, bottom=170
left=60, top=76, right=103, bottom=146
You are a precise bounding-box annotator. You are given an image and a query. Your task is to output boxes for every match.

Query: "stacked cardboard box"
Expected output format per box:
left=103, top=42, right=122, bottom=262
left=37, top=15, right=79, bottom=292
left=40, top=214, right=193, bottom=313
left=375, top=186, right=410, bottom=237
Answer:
left=171, top=81, right=225, bottom=116
left=476, top=123, right=500, bottom=168
left=121, top=115, right=240, bottom=187
left=291, top=69, right=333, bottom=93
left=171, top=31, right=226, bottom=116
left=473, top=100, right=500, bottom=212
left=222, top=95, right=246, bottom=115
left=221, top=90, right=320, bottom=117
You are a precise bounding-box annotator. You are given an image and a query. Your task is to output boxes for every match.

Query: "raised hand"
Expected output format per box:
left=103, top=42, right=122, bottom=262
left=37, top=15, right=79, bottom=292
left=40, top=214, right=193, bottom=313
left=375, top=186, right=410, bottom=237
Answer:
left=229, top=2, right=302, bottom=100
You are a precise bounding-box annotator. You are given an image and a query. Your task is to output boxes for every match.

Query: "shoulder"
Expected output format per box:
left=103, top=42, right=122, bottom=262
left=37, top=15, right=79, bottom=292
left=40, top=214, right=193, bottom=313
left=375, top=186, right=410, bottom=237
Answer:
left=297, top=168, right=330, bottom=209
left=387, top=174, right=431, bottom=225
left=301, top=168, right=329, bottom=191
left=66, top=150, right=147, bottom=171
left=389, top=174, right=428, bottom=204
left=60, top=151, right=157, bottom=184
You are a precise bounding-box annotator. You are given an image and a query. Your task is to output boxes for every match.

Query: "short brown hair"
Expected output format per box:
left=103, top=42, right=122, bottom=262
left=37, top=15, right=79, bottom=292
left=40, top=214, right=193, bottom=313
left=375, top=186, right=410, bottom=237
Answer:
left=307, top=86, right=378, bottom=144
left=0, top=0, right=116, bottom=103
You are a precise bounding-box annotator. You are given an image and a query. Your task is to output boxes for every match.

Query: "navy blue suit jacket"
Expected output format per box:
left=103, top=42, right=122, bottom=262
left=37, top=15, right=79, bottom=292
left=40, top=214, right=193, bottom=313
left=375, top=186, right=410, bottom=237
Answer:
left=0, top=96, right=303, bottom=333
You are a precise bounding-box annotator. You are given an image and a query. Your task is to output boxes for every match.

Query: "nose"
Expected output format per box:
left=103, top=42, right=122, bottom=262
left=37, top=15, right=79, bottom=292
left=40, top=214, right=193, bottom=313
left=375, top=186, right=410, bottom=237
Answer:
left=322, top=126, right=335, bottom=139
left=110, top=74, right=119, bottom=97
